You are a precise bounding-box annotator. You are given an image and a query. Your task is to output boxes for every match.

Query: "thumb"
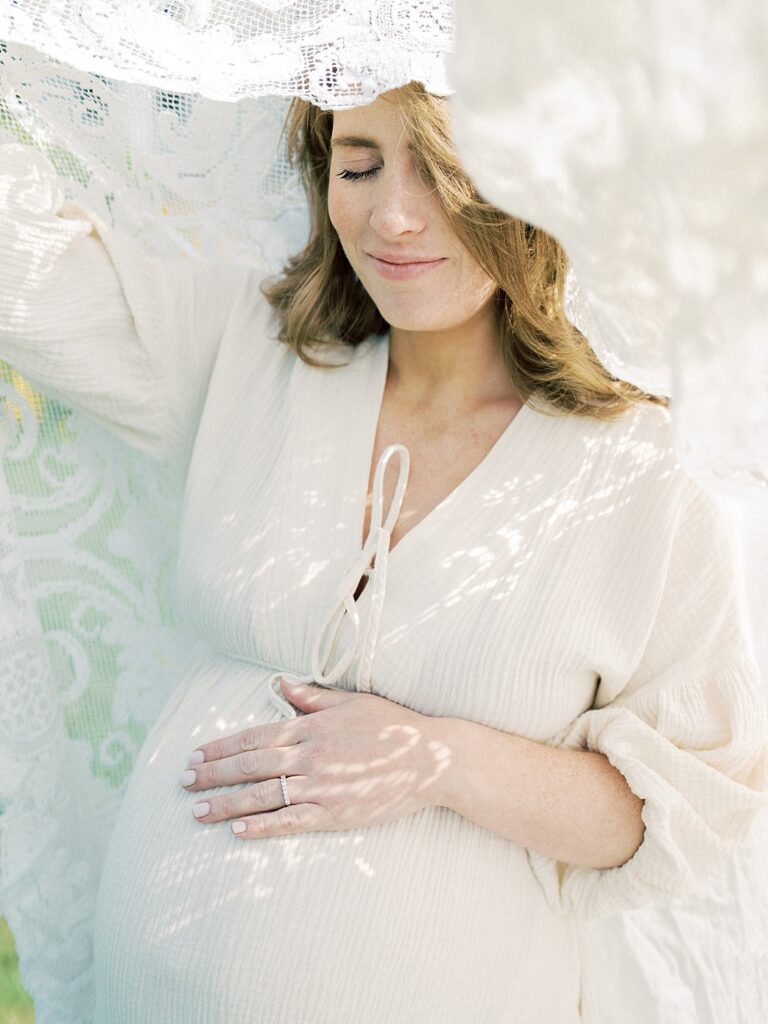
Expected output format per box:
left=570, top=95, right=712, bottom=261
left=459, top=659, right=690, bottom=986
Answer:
left=279, top=675, right=355, bottom=711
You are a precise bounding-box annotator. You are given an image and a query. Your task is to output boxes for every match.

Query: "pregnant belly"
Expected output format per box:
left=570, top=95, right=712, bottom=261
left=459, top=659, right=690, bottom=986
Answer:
left=93, top=652, right=581, bottom=1024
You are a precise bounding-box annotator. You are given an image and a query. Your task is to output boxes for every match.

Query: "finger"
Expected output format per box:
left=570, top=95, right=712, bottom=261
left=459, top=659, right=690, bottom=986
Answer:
left=191, top=775, right=309, bottom=824
left=279, top=678, right=359, bottom=711
left=230, top=801, right=331, bottom=839
left=181, top=745, right=302, bottom=792
left=188, top=719, right=304, bottom=768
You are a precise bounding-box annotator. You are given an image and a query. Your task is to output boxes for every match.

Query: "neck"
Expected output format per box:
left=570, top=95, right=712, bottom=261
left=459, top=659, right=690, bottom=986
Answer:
left=386, top=302, right=515, bottom=412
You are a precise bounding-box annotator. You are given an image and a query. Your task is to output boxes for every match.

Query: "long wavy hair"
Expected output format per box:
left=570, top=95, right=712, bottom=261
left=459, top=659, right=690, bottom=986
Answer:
left=260, top=81, right=669, bottom=420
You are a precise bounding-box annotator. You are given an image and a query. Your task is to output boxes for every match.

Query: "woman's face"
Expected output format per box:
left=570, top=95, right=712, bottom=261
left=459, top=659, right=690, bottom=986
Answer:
left=327, top=89, right=498, bottom=333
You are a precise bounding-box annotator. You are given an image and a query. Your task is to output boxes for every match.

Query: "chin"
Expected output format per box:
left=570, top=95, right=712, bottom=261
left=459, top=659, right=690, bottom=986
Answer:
left=372, top=301, right=452, bottom=333
left=379, top=315, right=446, bottom=334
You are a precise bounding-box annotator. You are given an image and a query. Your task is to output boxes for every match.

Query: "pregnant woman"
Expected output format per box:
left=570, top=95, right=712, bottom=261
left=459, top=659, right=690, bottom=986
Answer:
left=1, top=81, right=766, bottom=1023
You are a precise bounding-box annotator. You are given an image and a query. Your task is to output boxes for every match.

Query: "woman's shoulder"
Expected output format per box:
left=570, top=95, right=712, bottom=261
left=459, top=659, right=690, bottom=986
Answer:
left=540, top=397, right=702, bottom=519
left=598, top=400, right=733, bottom=531
left=533, top=394, right=677, bottom=470
left=216, top=280, right=388, bottom=405
left=606, top=398, right=677, bottom=462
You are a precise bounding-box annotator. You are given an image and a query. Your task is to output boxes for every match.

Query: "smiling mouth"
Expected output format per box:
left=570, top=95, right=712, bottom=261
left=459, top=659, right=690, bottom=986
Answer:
left=369, top=255, right=445, bottom=265
left=367, top=254, right=448, bottom=279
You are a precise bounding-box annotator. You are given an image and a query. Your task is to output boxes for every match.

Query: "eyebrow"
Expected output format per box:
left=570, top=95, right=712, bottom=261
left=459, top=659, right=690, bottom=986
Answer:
left=329, top=134, right=414, bottom=152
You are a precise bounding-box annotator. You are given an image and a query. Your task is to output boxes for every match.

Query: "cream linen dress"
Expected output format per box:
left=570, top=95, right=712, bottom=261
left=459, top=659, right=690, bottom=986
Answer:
left=1, top=145, right=767, bottom=1024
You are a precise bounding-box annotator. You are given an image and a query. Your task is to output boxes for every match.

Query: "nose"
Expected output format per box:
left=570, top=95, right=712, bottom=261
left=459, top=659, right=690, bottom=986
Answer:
left=368, top=171, right=428, bottom=239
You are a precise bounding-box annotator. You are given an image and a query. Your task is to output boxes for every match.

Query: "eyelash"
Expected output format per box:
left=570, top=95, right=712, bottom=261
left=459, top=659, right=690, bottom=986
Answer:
left=335, top=167, right=380, bottom=181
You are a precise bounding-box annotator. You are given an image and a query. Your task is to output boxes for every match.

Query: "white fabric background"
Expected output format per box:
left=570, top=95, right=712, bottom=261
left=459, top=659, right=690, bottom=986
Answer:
left=0, top=4, right=766, bottom=1022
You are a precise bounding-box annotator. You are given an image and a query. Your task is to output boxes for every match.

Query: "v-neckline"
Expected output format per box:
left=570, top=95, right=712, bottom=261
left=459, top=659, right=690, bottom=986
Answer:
left=353, top=330, right=534, bottom=583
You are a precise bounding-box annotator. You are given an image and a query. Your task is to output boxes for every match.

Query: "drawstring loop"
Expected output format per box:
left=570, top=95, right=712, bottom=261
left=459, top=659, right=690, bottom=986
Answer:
left=267, top=444, right=410, bottom=718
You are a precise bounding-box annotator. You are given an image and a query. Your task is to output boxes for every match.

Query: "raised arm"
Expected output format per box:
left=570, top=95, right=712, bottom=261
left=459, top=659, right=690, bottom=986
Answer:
left=0, top=142, right=254, bottom=472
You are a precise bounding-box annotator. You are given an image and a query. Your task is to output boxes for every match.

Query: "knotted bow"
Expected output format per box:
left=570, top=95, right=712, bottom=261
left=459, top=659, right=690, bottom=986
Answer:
left=267, top=443, right=410, bottom=718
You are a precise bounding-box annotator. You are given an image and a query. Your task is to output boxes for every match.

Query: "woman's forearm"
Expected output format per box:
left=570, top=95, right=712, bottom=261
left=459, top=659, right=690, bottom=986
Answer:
left=429, top=715, right=646, bottom=869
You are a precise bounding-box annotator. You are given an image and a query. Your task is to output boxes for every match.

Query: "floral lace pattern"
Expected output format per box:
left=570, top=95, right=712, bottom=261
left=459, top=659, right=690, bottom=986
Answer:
left=0, top=377, right=193, bottom=1021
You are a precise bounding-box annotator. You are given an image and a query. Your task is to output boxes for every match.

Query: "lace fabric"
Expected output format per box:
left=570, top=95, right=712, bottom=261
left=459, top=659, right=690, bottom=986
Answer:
left=448, top=0, right=768, bottom=494
left=0, top=5, right=766, bottom=1022
left=0, top=0, right=454, bottom=107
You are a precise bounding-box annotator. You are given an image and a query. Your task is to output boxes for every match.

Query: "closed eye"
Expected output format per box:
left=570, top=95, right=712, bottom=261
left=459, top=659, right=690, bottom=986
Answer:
left=336, top=167, right=380, bottom=181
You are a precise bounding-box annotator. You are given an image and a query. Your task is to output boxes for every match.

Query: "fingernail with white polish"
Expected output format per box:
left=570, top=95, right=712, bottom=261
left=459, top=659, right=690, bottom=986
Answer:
left=187, top=750, right=205, bottom=766
left=193, top=802, right=210, bottom=818
left=180, top=769, right=196, bottom=786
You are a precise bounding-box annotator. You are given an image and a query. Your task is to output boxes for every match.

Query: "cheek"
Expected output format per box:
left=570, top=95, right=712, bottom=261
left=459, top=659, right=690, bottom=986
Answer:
left=327, top=185, right=364, bottom=242
left=326, top=185, right=345, bottom=234
left=454, top=242, right=498, bottom=294
left=465, top=261, right=498, bottom=297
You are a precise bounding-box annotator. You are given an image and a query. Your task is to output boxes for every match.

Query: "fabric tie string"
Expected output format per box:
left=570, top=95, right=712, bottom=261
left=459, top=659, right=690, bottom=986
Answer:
left=267, top=443, right=410, bottom=718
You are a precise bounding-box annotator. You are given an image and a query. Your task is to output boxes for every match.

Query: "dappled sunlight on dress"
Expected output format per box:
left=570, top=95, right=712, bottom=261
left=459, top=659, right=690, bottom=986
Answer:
left=88, top=313, right=766, bottom=1023
left=1, top=168, right=762, bottom=1019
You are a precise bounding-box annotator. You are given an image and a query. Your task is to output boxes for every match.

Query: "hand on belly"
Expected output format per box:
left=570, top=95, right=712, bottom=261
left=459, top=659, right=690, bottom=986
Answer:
left=178, top=676, right=453, bottom=839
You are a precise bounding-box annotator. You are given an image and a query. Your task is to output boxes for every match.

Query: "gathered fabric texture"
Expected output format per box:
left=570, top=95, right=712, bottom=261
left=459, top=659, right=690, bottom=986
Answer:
left=1, top=138, right=768, bottom=1022
left=4, top=138, right=768, bottom=1024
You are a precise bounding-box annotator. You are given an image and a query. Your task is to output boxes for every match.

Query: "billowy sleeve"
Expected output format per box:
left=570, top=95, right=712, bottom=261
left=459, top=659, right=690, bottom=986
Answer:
left=526, top=472, right=768, bottom=921
left=0, top=142, right=255, bottom=471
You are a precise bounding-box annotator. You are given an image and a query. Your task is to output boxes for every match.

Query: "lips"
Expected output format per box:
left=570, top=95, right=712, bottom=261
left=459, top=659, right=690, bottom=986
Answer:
left=368, top=254, right=443, bottom=264
left=367, top=254, right=447, bottom=280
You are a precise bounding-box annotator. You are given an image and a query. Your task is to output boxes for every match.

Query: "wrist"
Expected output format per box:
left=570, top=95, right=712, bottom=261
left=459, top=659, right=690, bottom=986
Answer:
left=423, top=714, right=471, bottom=813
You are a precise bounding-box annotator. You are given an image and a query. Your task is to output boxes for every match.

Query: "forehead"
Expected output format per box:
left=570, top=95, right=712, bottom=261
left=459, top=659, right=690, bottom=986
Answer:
left=330, top=93, right=409, bottom=150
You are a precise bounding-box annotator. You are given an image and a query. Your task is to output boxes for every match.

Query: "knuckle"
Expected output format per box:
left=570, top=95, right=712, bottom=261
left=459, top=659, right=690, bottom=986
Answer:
left=301, top=716, right=318, bottom=740
left=322, top=792, right=347, bottom=820
left=218, top=793, right=236, bottom=819
left=247, top=783, right=270, bottom=810
left=303, top=739, right=325, bottom=765
left=311, top=804, right=333, bottom=829
left=206, top=739, right=225, bottom=763
left=238, top=750, right=261, bottom=777
left=280, top=807, right=300, bottom=831
left=293, top=717, right=311, bottom=741
left=239, top=727, right=261, bottom=753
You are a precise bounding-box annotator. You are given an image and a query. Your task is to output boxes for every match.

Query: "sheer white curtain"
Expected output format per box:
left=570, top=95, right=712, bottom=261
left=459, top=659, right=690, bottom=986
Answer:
left=0, top=4, right=766, bottom=1022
